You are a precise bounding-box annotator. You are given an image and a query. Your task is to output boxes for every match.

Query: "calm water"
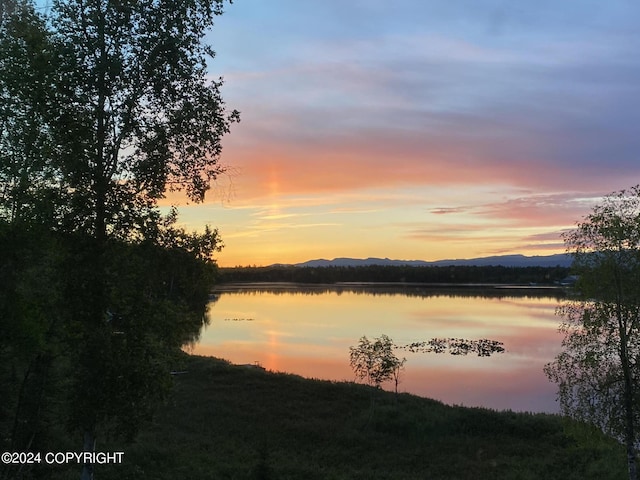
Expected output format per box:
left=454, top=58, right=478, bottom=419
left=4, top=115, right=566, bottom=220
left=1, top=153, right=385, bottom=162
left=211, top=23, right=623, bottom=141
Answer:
left=191, top=285, right=566, bottom=413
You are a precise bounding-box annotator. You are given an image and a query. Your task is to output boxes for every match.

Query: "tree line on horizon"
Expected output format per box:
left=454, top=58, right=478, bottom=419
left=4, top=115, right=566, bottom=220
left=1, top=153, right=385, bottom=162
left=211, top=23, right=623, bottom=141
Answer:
left=218, top=264, right=571, bottom=285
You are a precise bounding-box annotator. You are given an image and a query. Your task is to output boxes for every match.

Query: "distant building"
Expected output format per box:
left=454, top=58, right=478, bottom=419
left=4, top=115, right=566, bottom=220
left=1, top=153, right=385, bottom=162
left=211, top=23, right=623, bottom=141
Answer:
left=558, top=275, right=578, bottom=286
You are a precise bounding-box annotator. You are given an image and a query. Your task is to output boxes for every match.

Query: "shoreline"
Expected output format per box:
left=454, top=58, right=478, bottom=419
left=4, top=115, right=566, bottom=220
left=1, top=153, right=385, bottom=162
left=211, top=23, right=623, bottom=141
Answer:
left=211, top=281, right=567, bottom=292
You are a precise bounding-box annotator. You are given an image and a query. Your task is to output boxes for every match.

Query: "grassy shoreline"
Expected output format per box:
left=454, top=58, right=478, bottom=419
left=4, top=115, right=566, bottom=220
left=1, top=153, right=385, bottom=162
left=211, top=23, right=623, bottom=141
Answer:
left=82, top=354, right=626, bottom=479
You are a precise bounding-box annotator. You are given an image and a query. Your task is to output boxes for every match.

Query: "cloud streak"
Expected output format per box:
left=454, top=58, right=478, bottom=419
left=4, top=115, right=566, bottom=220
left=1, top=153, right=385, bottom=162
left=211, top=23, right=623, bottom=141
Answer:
left=196, top=0, right=640, bottom=265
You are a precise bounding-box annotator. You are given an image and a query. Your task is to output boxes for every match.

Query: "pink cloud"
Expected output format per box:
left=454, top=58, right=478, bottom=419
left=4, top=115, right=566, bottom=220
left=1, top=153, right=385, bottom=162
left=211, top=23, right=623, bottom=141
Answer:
left=218, top=120, right=635, bottom=208
left=475, top=193, right=600, bottom=227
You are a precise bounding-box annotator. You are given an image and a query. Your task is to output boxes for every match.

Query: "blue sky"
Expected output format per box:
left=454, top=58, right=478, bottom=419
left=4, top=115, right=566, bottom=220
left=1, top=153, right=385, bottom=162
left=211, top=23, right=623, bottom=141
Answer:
left=168, top=0, right=640, bottom=266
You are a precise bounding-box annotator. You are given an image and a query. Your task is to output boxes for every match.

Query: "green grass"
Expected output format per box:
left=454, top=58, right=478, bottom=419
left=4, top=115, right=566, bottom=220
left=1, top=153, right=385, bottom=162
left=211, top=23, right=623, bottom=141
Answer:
left=83, top=355, right=625, bottom=479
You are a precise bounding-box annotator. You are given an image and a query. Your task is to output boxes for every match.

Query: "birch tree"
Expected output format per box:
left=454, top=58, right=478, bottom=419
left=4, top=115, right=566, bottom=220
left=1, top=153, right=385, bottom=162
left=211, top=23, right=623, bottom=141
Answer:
left=350, top=335, right=405, bottom=390
left=545, top=186, right=640, bottom=480
left=0, top=1, right=237, bottom=478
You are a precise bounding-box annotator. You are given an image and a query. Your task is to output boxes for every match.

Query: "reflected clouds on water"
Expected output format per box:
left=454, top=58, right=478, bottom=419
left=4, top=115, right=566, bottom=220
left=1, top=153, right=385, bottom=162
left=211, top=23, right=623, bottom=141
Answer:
left=195, top=285, right=566, bottom=412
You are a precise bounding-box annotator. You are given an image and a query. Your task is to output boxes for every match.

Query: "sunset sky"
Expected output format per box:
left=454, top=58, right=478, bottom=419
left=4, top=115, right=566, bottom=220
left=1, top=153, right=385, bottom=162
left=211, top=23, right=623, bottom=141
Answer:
left=171, top=0, right=640, bottom=267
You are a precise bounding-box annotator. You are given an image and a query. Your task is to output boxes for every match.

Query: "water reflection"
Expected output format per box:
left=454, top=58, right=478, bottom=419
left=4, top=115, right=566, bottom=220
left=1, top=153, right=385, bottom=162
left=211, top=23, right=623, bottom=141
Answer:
left=193, top=285, right=565, bottom=413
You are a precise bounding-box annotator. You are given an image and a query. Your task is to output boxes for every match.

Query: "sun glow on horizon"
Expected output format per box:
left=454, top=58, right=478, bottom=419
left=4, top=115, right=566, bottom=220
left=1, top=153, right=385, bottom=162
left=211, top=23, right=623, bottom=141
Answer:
left=164, top=0, right=638, bottom=267
left=171, top=183, right=578, bottom=266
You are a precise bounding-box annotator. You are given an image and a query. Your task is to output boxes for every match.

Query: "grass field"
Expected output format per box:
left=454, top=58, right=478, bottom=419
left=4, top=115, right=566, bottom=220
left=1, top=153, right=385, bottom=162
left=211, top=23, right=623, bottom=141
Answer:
left=47, top=354, right=625, bottom=479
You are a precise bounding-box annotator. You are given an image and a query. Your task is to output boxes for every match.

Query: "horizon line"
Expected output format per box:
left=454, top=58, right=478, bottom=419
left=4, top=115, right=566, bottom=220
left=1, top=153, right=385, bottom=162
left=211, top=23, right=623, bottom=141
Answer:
left=219, top=252, right=572, bottom=268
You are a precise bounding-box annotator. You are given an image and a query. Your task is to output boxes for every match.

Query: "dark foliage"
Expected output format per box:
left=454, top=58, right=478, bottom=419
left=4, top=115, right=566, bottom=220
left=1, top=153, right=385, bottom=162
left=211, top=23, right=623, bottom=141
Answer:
left=546, top=186, right=640, bottom=480
left=1, top=1, right=234, bottom=477
left=86, top=355, right=627, bottom=480
left=398, top=338, right=505, bottom=356
left=0, top=222, right=217, bottom=479
left=219, top=264, right=571, bottom=285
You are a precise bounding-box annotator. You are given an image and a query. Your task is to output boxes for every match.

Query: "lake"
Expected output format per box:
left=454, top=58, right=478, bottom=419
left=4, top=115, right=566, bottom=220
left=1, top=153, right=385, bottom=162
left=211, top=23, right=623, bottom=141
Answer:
left=190, top=284, right=566, bottom=413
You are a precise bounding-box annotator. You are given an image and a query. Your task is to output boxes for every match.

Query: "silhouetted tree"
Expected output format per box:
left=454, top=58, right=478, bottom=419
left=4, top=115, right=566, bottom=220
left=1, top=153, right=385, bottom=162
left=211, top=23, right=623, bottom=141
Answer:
left=0, top=1, right=236, bottom=478
left=545, top=186, right=640, bottom=480
left=0, top=0, right=61, bottom=227
left=349, top=335, right=405, bottom=390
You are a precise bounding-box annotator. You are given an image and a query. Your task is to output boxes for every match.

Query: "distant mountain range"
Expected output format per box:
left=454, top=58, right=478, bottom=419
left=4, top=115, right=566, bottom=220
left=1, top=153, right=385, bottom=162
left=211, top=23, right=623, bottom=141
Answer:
left=288, top=254, right=572, bottom=268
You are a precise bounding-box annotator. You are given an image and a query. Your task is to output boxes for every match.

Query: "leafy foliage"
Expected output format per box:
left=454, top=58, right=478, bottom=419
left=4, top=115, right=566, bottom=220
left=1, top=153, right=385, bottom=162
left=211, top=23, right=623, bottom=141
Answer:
left=0, top=1, right=62, bottom=227
left=0, top=0, right=236, bottom=474
left=0, top=223, right=67, bottom=459
left=545, top=185, right=640, bottom=480
left=349, top=335, right=405, bottom=389
left=545, top=300, right=638, bottom=440
left=0, top=223, right=220, bottom=478
left=63, top=235, right=219, bottom=441
left=48, top=0, right=238, bottom=239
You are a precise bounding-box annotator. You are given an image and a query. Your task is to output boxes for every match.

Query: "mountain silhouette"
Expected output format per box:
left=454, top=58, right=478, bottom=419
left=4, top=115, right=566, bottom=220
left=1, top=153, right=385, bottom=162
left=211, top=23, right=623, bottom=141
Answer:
left=291, top=254, right=572, bottom=268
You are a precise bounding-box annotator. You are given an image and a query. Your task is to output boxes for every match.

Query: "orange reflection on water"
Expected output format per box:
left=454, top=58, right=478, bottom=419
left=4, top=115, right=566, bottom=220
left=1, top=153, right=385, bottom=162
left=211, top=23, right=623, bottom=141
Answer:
left=192, top=287, right=565, bottom=412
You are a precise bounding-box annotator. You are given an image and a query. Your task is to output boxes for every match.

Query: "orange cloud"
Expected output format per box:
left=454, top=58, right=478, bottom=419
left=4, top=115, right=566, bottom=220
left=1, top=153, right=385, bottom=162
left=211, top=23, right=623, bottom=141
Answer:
left=214, top=118, right=635, bottom=212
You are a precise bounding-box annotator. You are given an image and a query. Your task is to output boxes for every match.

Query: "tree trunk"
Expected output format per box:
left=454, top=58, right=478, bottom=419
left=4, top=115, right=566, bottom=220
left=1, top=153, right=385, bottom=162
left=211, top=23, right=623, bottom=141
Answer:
left=80, top=429, right=96, bottom=480
left=622, top=358, right=638, bottom=480
left=80, top=10, right=106, bottom=480
left=619, top=314, right=638, bottom=480
left=10, top=354, right=50, bottom=451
